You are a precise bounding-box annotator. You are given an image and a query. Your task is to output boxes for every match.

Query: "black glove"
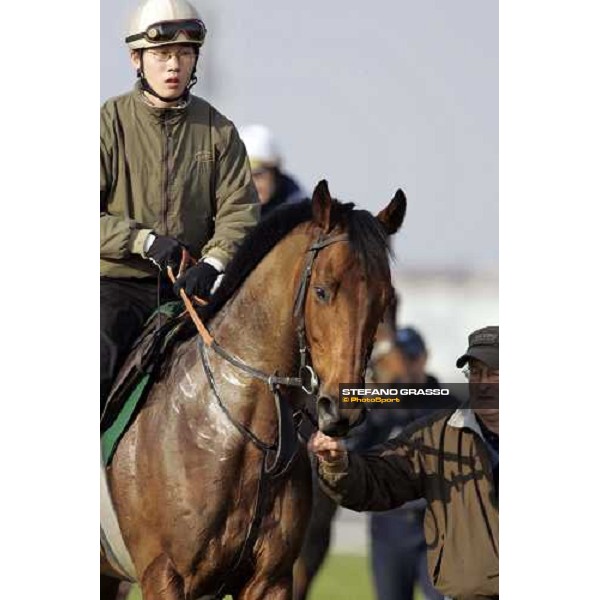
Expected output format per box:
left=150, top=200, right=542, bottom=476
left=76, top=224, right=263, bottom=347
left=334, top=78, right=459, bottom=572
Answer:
left=173, top=261, right=221, bottom=299
left=145, top=235, right=185, bottom=271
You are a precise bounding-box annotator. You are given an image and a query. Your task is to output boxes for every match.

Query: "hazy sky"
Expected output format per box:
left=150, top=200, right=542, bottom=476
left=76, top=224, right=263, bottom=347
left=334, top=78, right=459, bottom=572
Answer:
left=101, top=0, right=498, bottom=272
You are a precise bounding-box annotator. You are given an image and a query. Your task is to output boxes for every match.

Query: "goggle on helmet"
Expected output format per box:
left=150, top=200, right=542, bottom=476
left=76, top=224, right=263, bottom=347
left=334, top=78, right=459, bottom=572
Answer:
left=126, top=18, right=207, bottom=48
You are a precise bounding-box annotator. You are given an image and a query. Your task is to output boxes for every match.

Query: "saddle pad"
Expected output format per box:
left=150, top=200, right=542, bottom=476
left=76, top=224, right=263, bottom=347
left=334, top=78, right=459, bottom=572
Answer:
left=101, top=300, right=188, bottom=465
left=101, top=373, right=151, bottom=465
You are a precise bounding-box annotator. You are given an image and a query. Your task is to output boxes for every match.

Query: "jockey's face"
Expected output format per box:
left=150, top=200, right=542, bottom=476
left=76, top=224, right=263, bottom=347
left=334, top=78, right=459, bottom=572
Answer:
left=131, top=44, right=197, bottom=103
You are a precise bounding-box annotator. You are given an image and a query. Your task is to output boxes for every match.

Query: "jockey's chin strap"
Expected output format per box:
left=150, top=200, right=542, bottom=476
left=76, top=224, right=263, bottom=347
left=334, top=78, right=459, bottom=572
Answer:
left=169, top=231, right=350, bottom=396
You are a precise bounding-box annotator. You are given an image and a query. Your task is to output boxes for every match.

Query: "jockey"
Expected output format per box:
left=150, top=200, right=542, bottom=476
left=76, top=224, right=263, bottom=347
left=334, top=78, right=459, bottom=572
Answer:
left=100, top=0, right=259, bottom=410
left=238, top=124, right=306, bottom=219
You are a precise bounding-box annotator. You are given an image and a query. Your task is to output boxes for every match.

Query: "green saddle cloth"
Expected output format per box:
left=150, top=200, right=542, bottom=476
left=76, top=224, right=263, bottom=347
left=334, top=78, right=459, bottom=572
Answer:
left=101, top=301, right=188, bottom=466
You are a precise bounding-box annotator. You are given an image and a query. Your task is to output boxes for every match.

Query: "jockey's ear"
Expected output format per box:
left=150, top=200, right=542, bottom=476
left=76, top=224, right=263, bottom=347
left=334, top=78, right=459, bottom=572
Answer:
left=311, top=180, right=334, bottom=233
left=377, top=188, right=407, bottom=235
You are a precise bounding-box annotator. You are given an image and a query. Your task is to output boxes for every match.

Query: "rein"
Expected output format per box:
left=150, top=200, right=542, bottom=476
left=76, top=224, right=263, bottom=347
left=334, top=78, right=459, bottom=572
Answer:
left=166, top=249, right=214, bottom=347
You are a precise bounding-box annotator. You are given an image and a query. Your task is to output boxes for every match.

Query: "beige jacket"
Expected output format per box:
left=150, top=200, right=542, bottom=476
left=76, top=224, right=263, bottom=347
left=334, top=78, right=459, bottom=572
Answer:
left=318, top=408, right=499, bottom=599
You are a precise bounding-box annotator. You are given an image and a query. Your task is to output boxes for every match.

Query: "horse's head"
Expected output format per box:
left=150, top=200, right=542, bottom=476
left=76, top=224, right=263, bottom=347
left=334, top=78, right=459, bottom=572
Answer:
left=301, top=180, right=406, bottom=437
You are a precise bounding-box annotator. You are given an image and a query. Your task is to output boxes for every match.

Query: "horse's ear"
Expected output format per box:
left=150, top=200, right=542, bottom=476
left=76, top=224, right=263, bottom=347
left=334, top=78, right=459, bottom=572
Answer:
left=377, top=188, right=407, bottom=235
left=312, top=179, right=334, bottom=232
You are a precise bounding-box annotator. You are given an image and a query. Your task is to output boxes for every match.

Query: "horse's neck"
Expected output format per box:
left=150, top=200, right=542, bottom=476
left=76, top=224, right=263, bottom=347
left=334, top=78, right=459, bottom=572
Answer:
left=211, top=226, right=312, bottom=375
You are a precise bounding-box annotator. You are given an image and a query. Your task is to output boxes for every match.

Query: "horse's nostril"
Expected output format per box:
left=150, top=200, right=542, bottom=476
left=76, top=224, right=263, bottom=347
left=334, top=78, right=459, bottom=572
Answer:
left=317, top=396, right=350, bottom=437
left=317, top=396, right=335, bottom=417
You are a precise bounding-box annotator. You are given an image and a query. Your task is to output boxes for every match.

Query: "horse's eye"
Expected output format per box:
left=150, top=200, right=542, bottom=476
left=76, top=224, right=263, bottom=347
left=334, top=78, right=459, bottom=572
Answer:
left=314, top=287, right=330, bottom=302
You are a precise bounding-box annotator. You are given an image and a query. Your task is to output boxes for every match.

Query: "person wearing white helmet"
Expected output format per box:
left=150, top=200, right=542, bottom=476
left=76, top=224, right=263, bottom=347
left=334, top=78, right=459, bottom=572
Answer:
left=238, top=124, right=306, bottom=218
left=125, top=0, right=204, bottom=104
left=100, top=0, right=259, bottom=410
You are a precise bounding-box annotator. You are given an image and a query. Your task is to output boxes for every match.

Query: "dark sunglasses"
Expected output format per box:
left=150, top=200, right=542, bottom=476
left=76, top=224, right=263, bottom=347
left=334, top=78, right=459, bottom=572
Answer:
left=126, top=19, right=207, bottom=45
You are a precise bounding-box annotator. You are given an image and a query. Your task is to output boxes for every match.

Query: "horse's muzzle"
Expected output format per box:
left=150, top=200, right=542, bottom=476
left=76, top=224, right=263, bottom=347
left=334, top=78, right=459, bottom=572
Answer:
left=317, top=395, right=349, bottom=437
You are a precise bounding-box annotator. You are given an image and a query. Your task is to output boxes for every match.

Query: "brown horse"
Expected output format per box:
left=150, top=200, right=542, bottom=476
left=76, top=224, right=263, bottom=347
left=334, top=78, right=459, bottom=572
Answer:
left=101, top=180, right=406, bottom=600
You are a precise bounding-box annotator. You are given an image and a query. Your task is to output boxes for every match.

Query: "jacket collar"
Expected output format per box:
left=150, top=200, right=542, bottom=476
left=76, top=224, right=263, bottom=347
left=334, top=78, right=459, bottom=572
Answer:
left=447, top=405, right=485, bottom=441
left=133, top=82, right=190, bottom=124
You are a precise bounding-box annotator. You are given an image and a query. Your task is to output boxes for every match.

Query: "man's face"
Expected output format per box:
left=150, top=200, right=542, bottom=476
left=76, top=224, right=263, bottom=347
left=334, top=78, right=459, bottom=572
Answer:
left=401, top=351, right=428, bottom=384
left=370, top=346, right=407, bottom=383
left=251, top=168, right=277, bottom=205
left=467, top=357, right=499, bottom=421
left=131, top=44, right=197, bottom=101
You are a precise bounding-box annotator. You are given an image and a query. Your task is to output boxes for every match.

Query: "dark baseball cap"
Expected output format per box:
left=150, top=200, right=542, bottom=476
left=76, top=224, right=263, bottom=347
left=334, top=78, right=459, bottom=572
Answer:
left=395, top=326, right=427, bottom=359
left=456, top=325, right=499, bottom=369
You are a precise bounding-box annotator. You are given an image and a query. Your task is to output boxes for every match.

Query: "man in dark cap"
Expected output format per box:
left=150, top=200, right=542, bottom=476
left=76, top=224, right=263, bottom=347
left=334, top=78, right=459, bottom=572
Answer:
left=456, top=326, right=499, bottom=491
left=309, top=326, right=499, bottom=600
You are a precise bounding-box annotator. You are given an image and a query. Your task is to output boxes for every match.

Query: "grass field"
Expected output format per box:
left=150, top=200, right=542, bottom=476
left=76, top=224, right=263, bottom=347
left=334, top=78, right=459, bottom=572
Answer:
left=124, top=553, right=425, bottom=599
left=305, top=553, right=376, bottom=600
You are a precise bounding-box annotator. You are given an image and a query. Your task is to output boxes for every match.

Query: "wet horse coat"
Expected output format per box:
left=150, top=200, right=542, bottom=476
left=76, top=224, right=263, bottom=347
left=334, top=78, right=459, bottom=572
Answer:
left=100, top=181, right=407, bottom=600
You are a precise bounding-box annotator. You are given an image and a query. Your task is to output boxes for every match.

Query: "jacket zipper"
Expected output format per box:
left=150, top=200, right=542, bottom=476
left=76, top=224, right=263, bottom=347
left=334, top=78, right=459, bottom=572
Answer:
left=161, top=113, right=171, bottom=234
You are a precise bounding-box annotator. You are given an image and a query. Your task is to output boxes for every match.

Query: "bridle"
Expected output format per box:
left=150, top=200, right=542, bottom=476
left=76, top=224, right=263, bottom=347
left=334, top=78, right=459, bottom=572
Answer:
left=202, top=230, right=351, bottom=398
left=169, top=229, right=370, bottom=437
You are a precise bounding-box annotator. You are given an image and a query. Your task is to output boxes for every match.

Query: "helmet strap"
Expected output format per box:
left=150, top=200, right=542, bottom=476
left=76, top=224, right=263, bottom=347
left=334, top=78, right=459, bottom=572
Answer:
left=137, top=50, right=199, bottom=105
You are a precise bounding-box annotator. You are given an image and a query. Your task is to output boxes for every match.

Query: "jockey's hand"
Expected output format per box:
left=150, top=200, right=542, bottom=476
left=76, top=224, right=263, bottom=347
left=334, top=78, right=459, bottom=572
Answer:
left=173, top=261, right=222, bottom=300
left=145, top=234, right=185, bottom=271
left=308, top=431, right=348, bottom=464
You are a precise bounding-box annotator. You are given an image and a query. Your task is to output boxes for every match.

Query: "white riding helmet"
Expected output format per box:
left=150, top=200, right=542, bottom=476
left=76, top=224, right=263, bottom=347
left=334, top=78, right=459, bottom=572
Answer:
left=239, top=124, right=282, bottom=171
left=126, top=0, right=207, bottom=50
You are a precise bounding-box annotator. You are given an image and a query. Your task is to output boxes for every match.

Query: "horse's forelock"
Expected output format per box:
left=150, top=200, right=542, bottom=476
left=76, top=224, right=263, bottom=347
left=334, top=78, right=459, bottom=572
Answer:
left=344, top=209, right=392, bottom=280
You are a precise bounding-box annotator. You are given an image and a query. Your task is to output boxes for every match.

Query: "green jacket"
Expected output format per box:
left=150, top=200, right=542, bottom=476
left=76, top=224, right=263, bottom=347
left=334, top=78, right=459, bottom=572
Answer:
left=100, top=85, right=259, bottom=278
left=318, top=408, right=499, bottom=599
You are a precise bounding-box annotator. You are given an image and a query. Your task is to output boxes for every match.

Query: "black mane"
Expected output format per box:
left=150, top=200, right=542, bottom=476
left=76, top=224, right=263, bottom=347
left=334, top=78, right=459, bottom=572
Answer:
left=197, top=199, right=391, bottom=322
